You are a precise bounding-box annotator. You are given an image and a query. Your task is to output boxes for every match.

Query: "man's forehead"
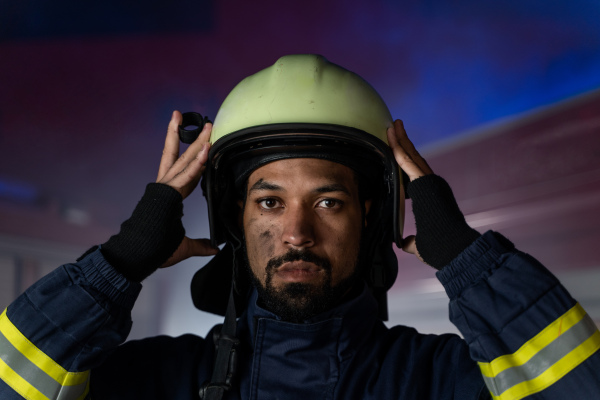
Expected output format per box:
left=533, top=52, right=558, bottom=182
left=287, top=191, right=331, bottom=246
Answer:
left=246, top=158, right=357, bottom=191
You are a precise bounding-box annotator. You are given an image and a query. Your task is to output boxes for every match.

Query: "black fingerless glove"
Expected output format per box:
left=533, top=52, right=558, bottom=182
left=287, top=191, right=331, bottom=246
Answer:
left=407, top=174, right=481, bottom=270
left=100, top=183, right=185, bottom=282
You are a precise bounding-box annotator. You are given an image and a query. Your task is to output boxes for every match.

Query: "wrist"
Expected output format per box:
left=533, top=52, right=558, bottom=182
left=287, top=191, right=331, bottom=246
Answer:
left=407, top=174, right=480, bottom=270
left=101, top=183, right=185, bottom=282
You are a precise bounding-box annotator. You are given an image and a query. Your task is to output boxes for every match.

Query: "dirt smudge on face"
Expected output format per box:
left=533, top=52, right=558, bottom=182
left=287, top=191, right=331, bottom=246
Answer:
left=260, top=229, right=274, bottom=258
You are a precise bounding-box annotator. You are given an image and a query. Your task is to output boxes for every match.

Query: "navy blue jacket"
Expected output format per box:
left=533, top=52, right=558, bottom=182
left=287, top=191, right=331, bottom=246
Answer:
left=1, top=231, right=599, bottom=399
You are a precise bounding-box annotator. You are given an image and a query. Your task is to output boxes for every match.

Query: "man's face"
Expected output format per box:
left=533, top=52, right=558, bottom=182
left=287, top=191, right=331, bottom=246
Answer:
left=241, top=158, right=368, bottom=322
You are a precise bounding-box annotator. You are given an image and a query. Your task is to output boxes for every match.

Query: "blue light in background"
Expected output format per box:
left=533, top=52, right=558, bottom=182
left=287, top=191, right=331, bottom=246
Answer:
left=0, top=179, right=39, bottom=204
left=366, top=0, right=600, bottom=145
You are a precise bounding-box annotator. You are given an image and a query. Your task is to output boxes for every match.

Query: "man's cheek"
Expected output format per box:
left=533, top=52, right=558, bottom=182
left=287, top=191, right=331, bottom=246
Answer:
left=259, top=228, right=275, bottom=259
left=245, top=221, right=276, bottom=278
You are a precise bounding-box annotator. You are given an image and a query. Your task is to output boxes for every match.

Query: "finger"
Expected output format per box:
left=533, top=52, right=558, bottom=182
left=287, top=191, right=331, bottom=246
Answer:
left=166, top=122, right=212, bottom=181
left=159, top=237, right=219, bottom=269
left=179, top=146, right=209, bottom=198
left=157, top=111, right=183, bottom=181
left=401, top=235, right=417, bottom=255
left=387, top=122, right=425, bottom=181
left=164, top=141, right=211, bottom=198
left=187, top=237, right=220, bottom=257
left=394, top=120, right=434, bottom=175
left=196, top=120, right=212, bottom=144
left=401, top=235, right=426, bottom=264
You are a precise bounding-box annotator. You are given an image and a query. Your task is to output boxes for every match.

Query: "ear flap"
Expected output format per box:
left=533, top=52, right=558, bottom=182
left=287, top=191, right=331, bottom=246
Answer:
left=191, top=243, right=249, bottom=316
left=368, top=238, right=398, bottom=321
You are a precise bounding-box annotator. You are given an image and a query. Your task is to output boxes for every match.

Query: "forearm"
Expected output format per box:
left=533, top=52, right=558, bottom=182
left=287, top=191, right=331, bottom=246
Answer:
left=406, top=173, right=600, bottom=398
left=101, top=182, right=185, bottom=282
left=439, top=231, right=600, bottom=399
left=0, top=248, right=141, bottom=399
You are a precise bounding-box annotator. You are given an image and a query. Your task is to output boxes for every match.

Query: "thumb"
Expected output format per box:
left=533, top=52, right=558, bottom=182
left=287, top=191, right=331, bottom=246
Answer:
left=187, top=238, right=220, bottom=257
left=401, top=235, right=426, bottom=264
left=160, top=237, right=219, bottom=269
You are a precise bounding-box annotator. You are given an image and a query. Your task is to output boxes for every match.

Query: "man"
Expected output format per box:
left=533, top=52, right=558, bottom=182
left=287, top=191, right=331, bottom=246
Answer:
left=1, top=55, right=599, bottom=400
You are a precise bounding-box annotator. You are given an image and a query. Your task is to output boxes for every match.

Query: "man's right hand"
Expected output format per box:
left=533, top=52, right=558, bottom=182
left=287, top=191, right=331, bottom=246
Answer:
left=157, top=110, right=211, bottom=199
left=157, top=111, right=219, bottom=268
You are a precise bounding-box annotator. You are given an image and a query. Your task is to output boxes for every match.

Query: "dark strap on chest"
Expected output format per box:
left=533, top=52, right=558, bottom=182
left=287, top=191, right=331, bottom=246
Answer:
left=199, top=287, right=239, bottom=400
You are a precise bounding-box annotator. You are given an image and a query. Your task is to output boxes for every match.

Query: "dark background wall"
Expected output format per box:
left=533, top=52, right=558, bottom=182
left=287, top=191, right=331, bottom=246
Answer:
left=1, top=0, right=599, bottom=336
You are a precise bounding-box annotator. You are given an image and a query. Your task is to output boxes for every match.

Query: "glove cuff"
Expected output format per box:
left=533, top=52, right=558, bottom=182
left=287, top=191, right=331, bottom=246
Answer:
left=101, top=183, right=185, bottom=282
left=407, top=174, right=480, bottom=270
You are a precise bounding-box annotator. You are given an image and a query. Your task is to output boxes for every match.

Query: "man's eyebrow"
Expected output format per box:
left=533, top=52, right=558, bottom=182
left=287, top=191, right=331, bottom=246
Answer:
left=314, top=184, right=351, bottom=196
left=248, top=180, right=351, bottom=196
left=248, top=179, right=283, bottom=193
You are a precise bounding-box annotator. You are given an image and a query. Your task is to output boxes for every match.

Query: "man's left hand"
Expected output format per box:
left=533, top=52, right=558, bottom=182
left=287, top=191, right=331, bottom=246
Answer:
left=386, top=119, right=433, bottom=261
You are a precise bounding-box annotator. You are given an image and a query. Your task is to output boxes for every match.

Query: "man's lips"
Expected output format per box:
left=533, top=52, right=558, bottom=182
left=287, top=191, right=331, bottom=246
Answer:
left=274, top=261, right=323, bottom=282
left=277, top=261, right=322, bottom=272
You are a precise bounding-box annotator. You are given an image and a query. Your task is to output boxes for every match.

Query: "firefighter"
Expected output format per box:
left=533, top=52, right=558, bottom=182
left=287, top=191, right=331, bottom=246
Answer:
left=1, top=55, right=599, bottom=400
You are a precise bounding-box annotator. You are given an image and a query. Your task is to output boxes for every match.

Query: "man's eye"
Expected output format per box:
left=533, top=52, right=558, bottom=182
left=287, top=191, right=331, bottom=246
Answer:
left=258, top=199, right=280, bottom=209
left=318, top=199, right=341, bottom=209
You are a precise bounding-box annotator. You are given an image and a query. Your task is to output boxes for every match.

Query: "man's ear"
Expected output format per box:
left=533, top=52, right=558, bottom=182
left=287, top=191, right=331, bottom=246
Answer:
left=364, top=199, right=372, bottom=227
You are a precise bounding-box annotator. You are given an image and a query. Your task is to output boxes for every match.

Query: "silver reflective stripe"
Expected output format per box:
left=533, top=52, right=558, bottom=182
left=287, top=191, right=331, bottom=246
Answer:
left=0, top=330, right=88, bottom=399
left=482, top=313, right=598, bottom=396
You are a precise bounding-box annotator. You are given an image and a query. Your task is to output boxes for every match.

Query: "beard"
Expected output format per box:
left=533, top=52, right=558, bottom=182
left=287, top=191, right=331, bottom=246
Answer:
left=243, top=247, right=360, bottom=323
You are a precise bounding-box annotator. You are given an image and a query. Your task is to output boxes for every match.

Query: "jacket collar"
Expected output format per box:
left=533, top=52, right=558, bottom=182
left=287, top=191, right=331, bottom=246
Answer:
left=238, top=282, right=382, bottom=352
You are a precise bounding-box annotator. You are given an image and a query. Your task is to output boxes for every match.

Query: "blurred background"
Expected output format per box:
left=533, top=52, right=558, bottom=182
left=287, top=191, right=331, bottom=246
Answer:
left=1, top=0, right=599, bottom=338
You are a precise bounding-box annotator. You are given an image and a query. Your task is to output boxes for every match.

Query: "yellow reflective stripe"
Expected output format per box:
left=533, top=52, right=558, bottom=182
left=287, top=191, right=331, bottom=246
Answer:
left=488, top=330, right=600, bottom=400
left=0, top=356, right=49, bottom=400
left=1, top=354, right=90, bottom=400
left=0, top=309, right=89, bottom=386
left=479, top=303, right=587, bottom=377
left=478, top=303, right=600, bottom=400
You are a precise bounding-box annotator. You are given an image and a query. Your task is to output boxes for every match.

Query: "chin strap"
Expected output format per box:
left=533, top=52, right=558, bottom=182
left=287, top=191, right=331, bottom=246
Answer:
left=199, top=239, right=242, bottom=400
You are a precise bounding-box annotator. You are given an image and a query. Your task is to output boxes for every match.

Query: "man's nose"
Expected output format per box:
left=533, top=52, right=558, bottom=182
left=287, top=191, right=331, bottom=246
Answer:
left=281, top=204, right=315, bottom=248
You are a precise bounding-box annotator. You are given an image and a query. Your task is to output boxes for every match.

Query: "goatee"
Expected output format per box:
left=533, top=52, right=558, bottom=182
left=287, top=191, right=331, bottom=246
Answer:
left=246, top=248, right=358, bottom=323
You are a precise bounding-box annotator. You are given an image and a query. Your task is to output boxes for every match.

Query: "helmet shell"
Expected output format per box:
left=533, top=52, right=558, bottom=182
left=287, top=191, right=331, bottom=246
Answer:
left=210, top=54, right=393, bottom=145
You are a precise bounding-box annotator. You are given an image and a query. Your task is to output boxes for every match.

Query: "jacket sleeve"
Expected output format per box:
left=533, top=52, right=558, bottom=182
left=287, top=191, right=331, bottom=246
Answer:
left=0, top=247, right=142, bottom=400
left=438, top=230, right=600, bottom=400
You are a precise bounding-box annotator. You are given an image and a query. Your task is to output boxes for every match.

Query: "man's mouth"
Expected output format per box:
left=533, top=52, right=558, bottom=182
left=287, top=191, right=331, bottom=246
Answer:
left=274, top=261, right=324, bottom=283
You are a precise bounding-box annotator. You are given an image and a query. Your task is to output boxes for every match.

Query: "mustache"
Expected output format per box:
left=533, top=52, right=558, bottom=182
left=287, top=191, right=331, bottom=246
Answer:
left=266, top=249, right=332, bottom=272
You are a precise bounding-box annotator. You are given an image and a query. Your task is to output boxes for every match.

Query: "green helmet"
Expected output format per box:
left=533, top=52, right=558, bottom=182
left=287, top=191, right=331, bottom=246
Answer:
left=194, top=54, right=404, bottom=320
left=210, top=54, right=393, bottom=145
